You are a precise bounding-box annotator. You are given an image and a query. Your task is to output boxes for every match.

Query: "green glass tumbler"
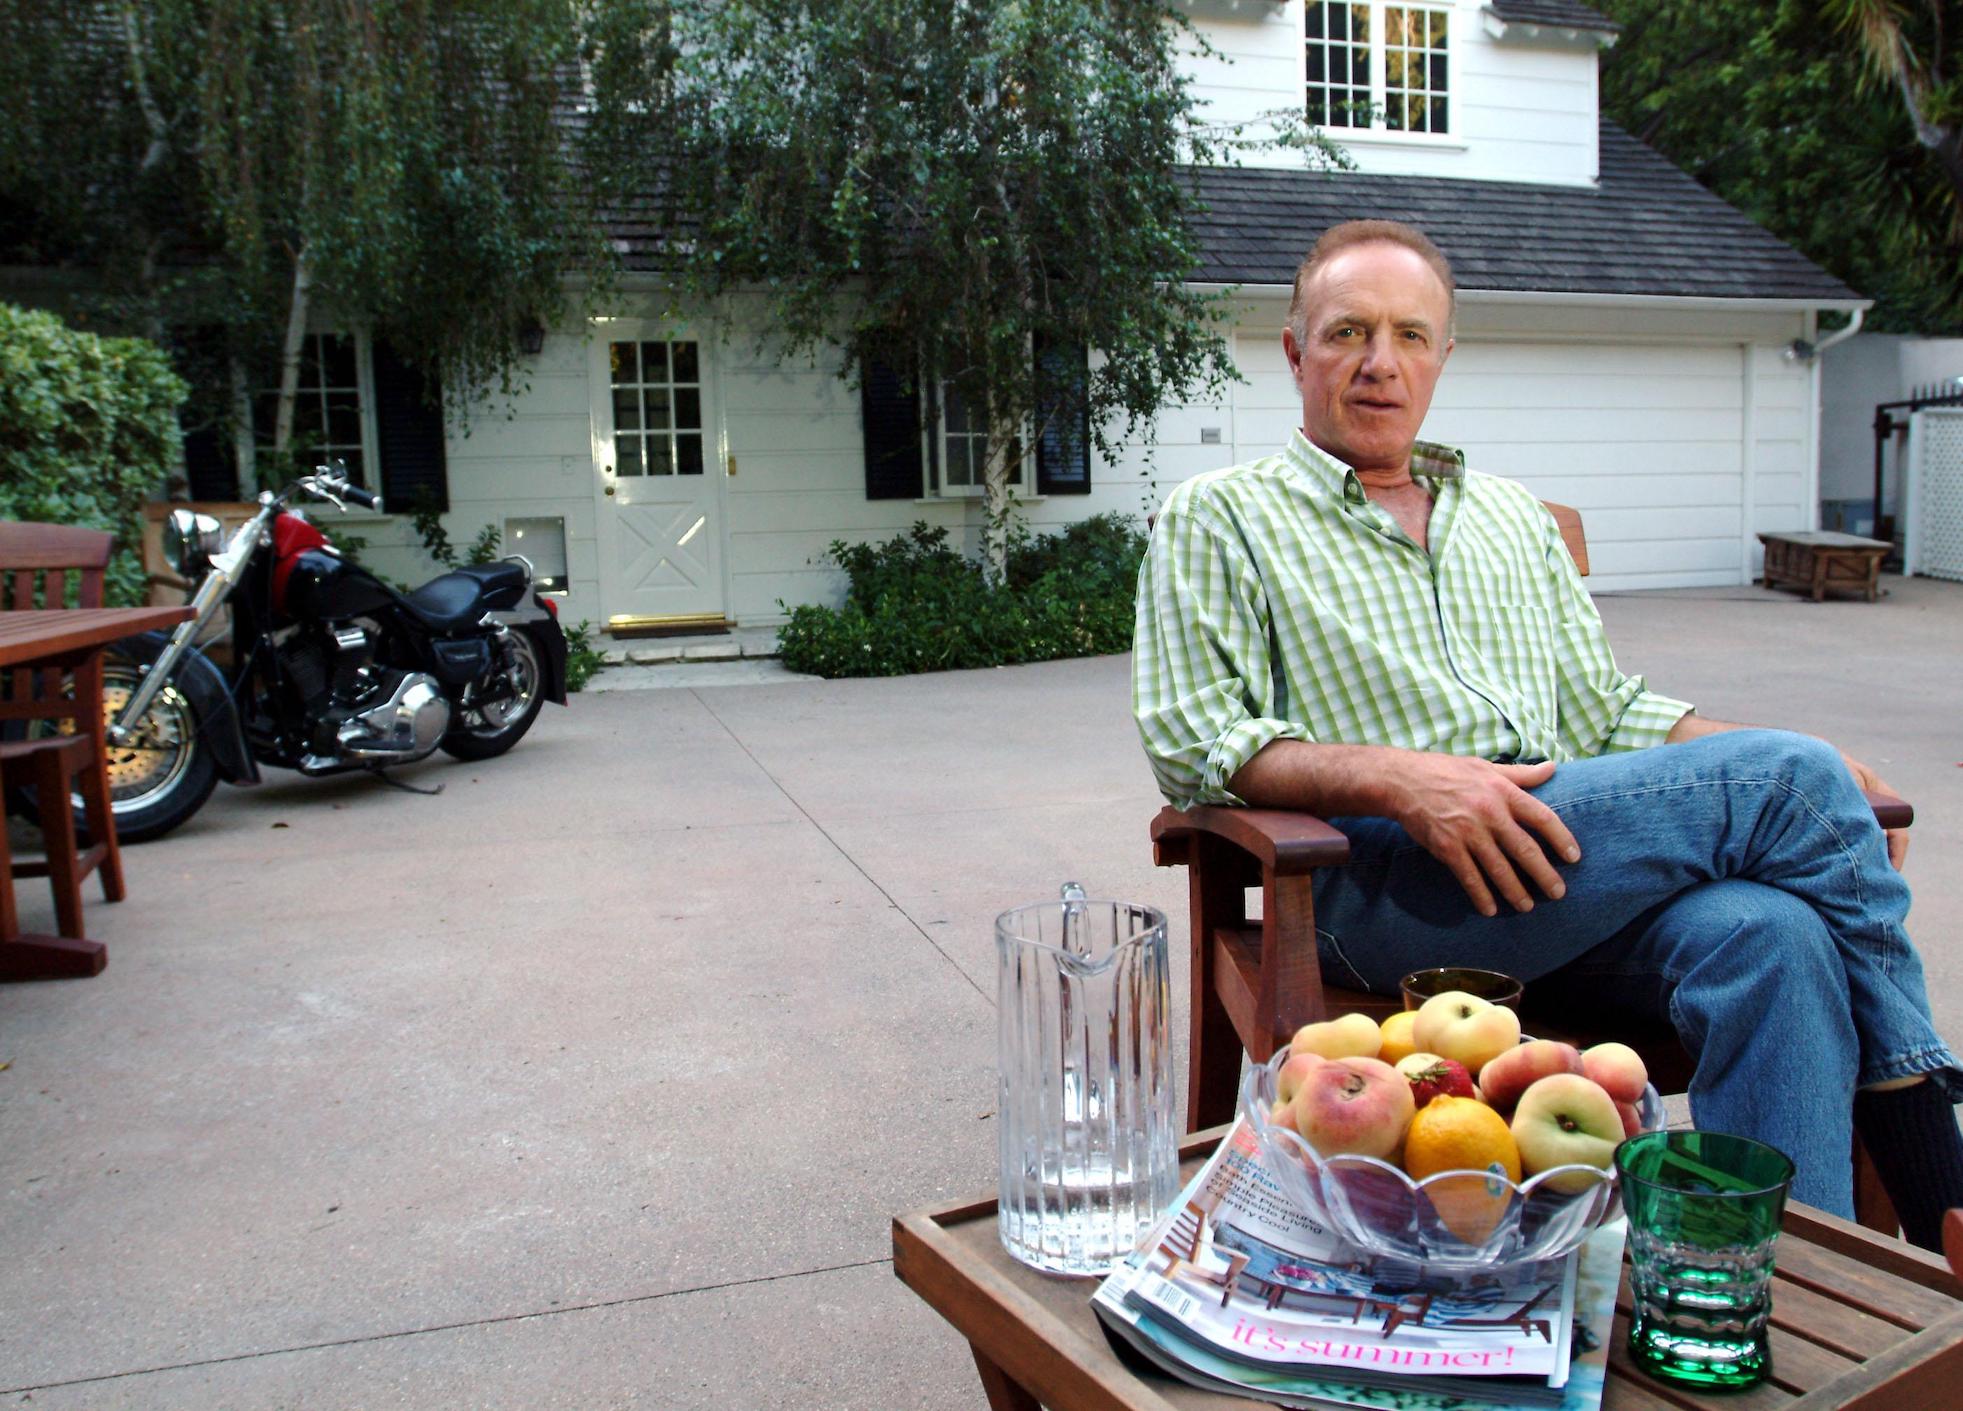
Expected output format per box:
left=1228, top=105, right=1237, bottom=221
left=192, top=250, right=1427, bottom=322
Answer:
left=1615, top=1130, right=1796, bottom=1391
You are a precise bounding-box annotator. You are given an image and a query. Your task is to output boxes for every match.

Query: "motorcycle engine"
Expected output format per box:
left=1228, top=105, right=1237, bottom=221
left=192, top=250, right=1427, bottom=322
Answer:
left=280, top=623, right=451, bottom=774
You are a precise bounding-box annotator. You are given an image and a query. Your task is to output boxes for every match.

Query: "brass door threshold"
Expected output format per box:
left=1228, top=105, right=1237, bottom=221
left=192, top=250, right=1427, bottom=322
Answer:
left=608, top=613, right=733, bottom=640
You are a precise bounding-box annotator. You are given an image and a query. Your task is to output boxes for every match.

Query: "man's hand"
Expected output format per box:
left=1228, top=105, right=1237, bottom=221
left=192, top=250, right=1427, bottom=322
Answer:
left=1840, top=751, right=1909, bottom=870
left=1386, top=756, right=1580, bottom=918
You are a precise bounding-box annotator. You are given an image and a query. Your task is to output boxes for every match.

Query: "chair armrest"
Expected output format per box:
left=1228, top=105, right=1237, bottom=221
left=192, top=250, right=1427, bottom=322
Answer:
left=1151, top=805, right=1350, bottom=875
left=1866, top=789, right=1912, bottom=831
left=1152, top=789, right=1907, bottom=872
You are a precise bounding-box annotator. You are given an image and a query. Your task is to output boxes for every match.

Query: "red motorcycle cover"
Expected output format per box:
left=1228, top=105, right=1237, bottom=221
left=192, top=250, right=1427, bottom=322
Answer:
left=271, top=512, right=330, bottom=614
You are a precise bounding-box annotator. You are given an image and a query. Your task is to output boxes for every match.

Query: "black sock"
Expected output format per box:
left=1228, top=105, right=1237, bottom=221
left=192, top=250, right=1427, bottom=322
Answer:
left=1851, top=1082, right=1963, bottom=1251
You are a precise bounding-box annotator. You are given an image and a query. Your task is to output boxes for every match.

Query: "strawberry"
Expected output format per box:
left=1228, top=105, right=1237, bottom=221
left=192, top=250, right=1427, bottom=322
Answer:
left=1400, top=1056, right=1476, bottom=1108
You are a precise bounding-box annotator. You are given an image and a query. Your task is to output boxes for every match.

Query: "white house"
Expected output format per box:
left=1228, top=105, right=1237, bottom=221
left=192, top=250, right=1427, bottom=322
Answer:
left=181, top=0, right=1867, bottom=635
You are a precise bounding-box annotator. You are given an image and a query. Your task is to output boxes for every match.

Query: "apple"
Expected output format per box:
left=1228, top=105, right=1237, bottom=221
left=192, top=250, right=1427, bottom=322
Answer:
left=1478, top=1039, right=1584, bottom=1113
left=1582, top=1042, right=1650, bottom=1105
left=1395, top=1052, right=1477, bottom=1108
left=1290, top=1012, right=1383, bottom=1062
left=1276, top=1051, right=1326, bottom=1106
left=1614, top=1099, right=1644, bottom=1140
left=1510, top=1073, right=1626, bottom=1194
left=1377, top=1010, right=1422, bottom=1065
left=1412, top=991, right=1521, bottom=1077
left=1292, top=1056, right=1416, bottom=1162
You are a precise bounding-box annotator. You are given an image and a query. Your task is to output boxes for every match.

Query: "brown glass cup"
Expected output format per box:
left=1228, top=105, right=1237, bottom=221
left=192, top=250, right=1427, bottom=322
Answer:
left=1400, top=967, right=1525, bottom=1012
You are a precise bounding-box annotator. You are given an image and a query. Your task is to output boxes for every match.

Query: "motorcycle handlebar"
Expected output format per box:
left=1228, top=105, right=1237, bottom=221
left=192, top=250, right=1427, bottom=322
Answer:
left=341, top=483, right=383, bottom=512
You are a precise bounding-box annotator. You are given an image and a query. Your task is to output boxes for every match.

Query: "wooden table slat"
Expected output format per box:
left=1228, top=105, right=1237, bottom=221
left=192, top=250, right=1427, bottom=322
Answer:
left=1770, top=1238, right=1961, bottom=1331
left=0, top=607, right=192, bottom=667
left=1765, top=1277, right=1919, bottom=1363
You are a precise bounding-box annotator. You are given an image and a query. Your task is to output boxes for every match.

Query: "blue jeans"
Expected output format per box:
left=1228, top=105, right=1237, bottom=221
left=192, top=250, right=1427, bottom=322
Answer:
left=1311, top=729, right=1961, bottom=1216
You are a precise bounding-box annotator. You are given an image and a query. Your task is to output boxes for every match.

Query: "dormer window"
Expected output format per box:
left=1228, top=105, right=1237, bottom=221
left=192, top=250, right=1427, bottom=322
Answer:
left=1306, top=2, right=1450, bottom=136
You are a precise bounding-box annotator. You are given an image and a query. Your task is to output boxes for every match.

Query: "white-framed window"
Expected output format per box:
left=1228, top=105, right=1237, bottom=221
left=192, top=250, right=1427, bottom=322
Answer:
left=1305, top=2, right=1450, bottom=136
left=247, top=331, right=378, bottom=486
left=926, top=377, right=1028, bottom=499
left=607, top=338, right=706, bottom=477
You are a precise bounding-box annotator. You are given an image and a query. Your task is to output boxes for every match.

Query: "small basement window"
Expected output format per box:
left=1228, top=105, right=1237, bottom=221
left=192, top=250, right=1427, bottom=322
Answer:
left=505, top=516, right=569, bottom=592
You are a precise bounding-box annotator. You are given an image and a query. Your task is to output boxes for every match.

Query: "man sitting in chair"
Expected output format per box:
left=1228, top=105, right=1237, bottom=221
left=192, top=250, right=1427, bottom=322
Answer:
left=1131, top=218, right=1963, bottom=1248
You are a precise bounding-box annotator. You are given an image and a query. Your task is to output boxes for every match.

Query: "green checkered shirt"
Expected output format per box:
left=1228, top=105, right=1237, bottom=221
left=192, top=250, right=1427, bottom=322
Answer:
left=1133, top=430, right=1694, bottom=808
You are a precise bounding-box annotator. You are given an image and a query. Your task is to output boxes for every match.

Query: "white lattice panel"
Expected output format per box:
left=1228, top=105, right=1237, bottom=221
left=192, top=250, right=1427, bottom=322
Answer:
left=1912, top=409, right=1963, bottom=582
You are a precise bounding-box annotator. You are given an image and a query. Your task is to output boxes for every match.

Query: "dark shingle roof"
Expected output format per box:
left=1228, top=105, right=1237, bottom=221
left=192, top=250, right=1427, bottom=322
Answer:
left=1184, top=121, right=1862, bottom=303
left=1485, top=1, right=1619, bottom=33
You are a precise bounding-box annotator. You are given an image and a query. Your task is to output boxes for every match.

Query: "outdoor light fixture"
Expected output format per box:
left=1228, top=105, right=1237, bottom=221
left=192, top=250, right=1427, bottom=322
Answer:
left=517, top=318, right=546, bottom=356
left=1782, top=338, right=1816, bottom=364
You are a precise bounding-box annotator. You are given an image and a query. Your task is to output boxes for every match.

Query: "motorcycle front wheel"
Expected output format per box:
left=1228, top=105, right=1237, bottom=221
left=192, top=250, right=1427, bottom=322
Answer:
left=8, top=656, right=221, bottom=845
left=440, top=627, right=546, bottom=761
left=88, top=658, right=221, bottom=842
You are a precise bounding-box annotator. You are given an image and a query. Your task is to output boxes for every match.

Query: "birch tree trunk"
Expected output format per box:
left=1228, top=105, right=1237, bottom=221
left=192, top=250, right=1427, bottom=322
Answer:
left=981, top=415, right=1019, bottom=584
left=272, top=242, right=314, bottom=462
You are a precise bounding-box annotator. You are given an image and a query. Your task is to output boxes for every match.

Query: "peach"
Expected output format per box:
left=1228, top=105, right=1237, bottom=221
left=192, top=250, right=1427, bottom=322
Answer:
left=1292, top=1056, right=1416, bottom=1162
left=1377, top=1010, right=1422, bottom=1065
left=1581, top=1042, right=1650, bottom=1105
left=1290, top=1012, right=1383, bottom=1062
left=1478, top=1039, right=1584, bottom=1113
left=1510, top=1073, right=1625, bottom=1195
left=1614, top=1099, right=1644, bottom=1140
left=1276, top=1051, right=1326, bottom=1106
left=1412, top=991, right=1521, bottom=1077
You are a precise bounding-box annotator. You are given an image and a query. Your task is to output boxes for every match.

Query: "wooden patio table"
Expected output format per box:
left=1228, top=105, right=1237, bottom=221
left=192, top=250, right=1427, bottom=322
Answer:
left=1, top=606, right=193, bottom=980
left=894, top=1128, right=1963, bottom=1411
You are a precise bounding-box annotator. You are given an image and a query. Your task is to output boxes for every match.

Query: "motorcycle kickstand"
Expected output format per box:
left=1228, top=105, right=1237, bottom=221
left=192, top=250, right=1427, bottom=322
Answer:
left=367, top=767, right=444, bottom=797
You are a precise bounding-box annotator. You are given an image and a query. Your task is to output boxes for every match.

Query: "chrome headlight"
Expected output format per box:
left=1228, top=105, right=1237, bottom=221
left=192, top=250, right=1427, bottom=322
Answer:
left=162, top=508, right=224, bottom=577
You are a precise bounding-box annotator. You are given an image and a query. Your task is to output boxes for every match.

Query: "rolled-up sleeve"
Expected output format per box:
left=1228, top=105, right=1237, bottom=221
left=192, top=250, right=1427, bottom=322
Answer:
left=1543, top=514, right=1693, bottom=757
left=1131, top=492, right=1312, bottom=807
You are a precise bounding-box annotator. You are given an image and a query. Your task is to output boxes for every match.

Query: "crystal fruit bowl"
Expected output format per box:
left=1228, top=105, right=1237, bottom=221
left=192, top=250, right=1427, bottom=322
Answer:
left=1241, top=1046, right=1664, bottom=1267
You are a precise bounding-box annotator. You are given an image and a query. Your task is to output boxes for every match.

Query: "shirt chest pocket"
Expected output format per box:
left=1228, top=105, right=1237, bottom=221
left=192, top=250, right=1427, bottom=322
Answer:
left=1451, top=600, right=1557, bottom=699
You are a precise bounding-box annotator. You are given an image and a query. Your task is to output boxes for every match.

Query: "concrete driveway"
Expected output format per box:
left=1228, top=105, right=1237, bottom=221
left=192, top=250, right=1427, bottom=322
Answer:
left=3, top=575, right=1960, bottom=1408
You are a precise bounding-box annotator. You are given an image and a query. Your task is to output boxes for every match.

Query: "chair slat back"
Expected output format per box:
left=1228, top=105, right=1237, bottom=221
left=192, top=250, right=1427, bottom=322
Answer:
left=0, top=521, right=115, bottom=715
left=0, top=521, right=113, bottom=609
left=1541, top=502, right=1589, bottom=577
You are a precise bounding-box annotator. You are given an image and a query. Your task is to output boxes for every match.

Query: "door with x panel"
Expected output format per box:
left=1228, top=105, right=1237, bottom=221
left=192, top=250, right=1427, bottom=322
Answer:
left=592, top=333, right=728, bottom=630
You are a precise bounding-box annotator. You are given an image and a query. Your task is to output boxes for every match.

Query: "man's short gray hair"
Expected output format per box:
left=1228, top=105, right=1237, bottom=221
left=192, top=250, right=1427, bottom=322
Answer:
left=1287, top=220, right=1457, bottom=346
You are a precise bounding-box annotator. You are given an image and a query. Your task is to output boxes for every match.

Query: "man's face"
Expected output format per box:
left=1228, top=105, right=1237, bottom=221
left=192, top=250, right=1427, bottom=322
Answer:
left=1283, top=242, right=1454, bottom=476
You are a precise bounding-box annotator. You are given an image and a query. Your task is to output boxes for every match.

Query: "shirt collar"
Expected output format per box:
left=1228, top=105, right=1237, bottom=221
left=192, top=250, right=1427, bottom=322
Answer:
left=1285, top=429, right=1466, bottom=502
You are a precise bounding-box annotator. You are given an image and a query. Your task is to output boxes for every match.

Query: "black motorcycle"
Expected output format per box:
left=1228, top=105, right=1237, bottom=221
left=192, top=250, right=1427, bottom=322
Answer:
left=66, top=463, right=568, bottom=842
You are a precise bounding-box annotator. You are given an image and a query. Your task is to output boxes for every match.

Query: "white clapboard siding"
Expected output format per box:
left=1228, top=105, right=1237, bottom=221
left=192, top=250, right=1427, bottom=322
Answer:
left=1182, top=0, right=1598, bottom=186
left=415, top=302, right=1821, bottom=629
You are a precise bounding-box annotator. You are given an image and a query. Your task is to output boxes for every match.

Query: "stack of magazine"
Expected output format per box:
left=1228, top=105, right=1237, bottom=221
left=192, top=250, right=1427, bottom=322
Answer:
left=1091, top=1120, right=1626, bottom=1411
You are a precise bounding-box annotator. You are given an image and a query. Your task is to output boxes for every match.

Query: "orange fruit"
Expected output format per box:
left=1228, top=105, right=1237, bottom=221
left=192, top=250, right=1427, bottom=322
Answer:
left=1376, top=1010, right=1421, bottom=1065
left=1402, top=1096, right=1523, bottom=1246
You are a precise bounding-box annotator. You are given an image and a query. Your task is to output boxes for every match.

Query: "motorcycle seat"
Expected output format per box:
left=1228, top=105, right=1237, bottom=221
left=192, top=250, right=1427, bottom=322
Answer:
left=403, top=562, right=530, bottom=631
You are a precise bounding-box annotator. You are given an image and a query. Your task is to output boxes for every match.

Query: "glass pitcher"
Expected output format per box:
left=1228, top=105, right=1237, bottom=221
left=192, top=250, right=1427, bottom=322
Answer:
left=995, top=884, right=1177, bottom=1276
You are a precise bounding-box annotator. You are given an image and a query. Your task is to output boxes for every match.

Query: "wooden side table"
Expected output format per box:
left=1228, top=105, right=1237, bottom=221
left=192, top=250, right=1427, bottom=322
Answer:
left=895, top=1128, right=1963, bottom=1411
left=1758, top=532, right=1894, bottom=602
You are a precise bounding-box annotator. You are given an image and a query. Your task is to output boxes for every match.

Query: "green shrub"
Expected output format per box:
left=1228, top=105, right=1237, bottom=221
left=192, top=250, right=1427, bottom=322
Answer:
left=0, top=303, right=188, bottom=604
left=776, top=515, right=1147, bottom=678
left=563, top=618, right=606, bottom=692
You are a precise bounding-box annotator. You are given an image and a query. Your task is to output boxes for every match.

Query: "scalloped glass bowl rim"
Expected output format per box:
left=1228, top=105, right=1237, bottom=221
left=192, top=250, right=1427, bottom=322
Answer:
left=1242, top=1045, right=1665, bottom=1263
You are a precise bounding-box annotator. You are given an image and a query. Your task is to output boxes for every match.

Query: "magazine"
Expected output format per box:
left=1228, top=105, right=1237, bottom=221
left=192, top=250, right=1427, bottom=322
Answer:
left=1091, top=1119, right=1627, bottom=1411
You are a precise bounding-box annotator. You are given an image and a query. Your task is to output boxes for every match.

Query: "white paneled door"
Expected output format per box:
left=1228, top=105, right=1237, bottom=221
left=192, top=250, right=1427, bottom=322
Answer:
left=591, top=331, right=727, bottom=628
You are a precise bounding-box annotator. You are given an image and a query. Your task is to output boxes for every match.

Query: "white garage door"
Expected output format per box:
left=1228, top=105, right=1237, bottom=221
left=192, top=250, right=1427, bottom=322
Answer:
left=1230, top=333, right=1757, bottom=591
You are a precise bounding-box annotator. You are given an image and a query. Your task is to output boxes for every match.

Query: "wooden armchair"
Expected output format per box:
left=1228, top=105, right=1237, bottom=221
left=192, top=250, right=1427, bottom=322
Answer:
left=1148, top=503, right=1907, bottom=1235
left=1153, top=1200, right=1250, bottom=1307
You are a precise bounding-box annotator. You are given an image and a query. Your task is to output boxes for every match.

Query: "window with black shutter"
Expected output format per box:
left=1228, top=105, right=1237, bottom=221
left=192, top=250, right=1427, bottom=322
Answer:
left=371, top=338, right=448, bottom=513
left=861, top=357, right=924, bottom=500
left=1034, top=340, right=1091, bottom=496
